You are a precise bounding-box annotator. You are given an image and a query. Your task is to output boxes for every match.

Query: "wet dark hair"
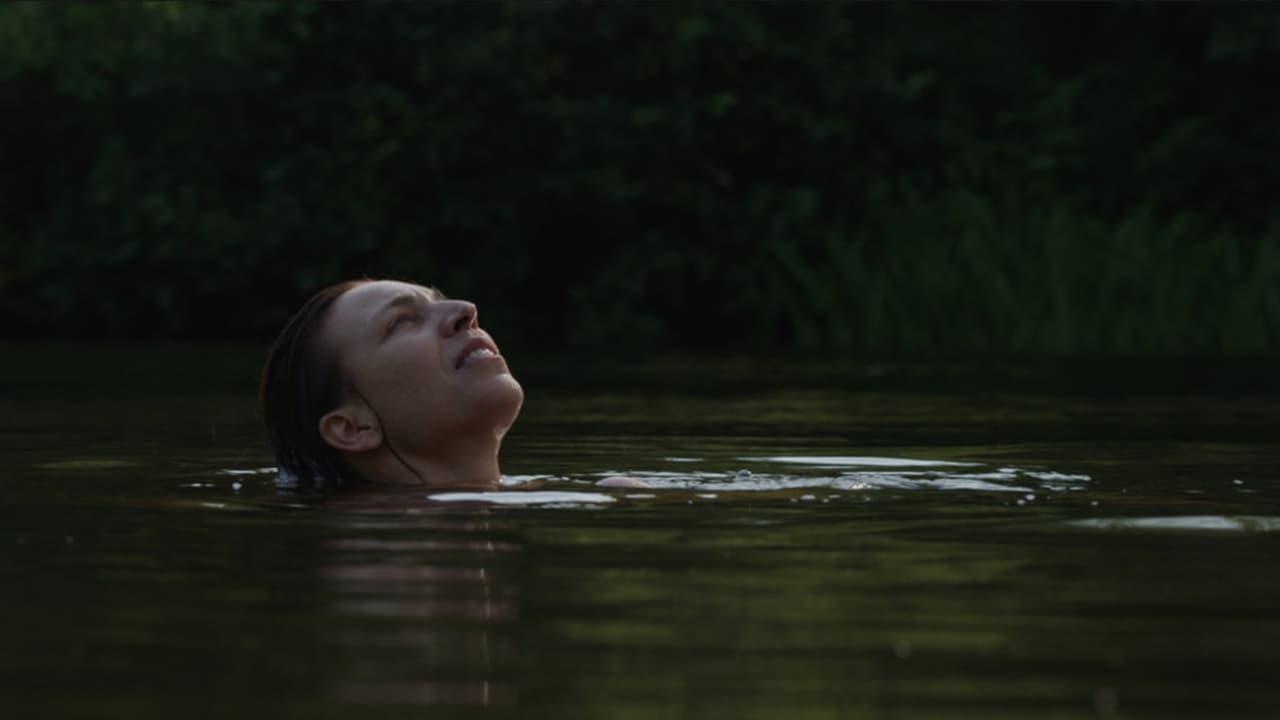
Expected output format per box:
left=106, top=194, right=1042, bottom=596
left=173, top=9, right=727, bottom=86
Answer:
left=260, top=279, right=370, bottom=488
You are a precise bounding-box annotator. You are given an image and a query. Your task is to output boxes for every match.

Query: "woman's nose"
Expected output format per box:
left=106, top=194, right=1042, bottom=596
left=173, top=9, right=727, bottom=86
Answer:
left=439, top=300, right=478, bottom=336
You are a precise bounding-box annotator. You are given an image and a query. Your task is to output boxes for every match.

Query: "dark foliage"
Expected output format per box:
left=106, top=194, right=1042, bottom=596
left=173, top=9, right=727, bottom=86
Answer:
left=2, top=2, right=1278, bottom=353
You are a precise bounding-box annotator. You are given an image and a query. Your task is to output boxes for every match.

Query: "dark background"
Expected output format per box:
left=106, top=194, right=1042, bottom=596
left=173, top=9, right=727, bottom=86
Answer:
left=3, top=2, right=1278, bottom=356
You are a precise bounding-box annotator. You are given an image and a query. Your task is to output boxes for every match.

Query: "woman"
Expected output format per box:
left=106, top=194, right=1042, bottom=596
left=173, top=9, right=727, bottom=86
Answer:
left=261, top=279, right=524, bottom=491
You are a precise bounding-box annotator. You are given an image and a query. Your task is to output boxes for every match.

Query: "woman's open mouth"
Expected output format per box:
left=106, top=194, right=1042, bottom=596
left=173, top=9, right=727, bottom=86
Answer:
left=456, top=337, right=501, bottom=369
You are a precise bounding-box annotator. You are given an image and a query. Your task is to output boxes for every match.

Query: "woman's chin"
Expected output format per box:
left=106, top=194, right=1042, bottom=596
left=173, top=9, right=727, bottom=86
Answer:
left=495, top=378, right=524, bottom=430
left=471, top=375, right=524, bottom=432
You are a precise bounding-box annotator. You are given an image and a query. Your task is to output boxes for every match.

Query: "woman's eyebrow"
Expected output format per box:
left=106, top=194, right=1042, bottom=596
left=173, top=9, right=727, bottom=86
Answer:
left=376, top=292, right=426, bottom=318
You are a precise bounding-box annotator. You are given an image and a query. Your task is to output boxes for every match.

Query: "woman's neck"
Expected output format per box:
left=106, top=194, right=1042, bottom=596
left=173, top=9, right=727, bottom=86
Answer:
left=353, top=433, right=504, bottom=491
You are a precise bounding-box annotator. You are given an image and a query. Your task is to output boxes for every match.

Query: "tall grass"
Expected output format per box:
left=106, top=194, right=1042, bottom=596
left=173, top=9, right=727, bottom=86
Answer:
left=762, top=188, right=1280, bottom=354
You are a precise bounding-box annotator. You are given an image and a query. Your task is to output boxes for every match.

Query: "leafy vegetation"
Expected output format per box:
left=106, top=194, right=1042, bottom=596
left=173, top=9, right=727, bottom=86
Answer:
left=2, top=2, right=1277, bottom=353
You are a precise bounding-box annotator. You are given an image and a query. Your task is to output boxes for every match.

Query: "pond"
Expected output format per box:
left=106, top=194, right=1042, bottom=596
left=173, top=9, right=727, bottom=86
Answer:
left=2, top=344, right=1278, bottom=718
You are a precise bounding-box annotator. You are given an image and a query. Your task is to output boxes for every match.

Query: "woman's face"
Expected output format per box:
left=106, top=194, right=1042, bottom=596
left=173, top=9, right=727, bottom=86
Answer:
left=320, top=280, right=523, bottom=456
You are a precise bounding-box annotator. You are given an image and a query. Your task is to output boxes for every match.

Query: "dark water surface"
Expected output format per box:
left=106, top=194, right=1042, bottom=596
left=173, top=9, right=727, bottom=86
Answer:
left=2, top=344, right=1278, bottom=719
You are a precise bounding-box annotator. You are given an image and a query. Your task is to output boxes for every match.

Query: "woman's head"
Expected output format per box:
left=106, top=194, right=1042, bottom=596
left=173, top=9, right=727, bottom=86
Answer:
left=260, top=279, right=523, bottom=489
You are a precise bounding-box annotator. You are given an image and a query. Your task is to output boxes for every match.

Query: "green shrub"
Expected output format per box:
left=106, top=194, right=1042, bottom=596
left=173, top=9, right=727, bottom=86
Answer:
left=2, top=2, right=1277, bottom=353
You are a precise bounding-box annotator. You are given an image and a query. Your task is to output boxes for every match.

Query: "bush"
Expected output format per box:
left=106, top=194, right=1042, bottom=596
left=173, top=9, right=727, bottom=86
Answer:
left=2, top=2, right=1277, bottom=353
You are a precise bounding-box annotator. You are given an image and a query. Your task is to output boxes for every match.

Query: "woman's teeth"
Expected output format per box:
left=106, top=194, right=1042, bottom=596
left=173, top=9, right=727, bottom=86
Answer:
left=464, top=347, right=496, bottom=364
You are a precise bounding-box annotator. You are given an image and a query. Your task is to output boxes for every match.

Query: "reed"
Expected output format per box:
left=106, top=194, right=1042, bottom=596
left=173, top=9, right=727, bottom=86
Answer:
left=756, top=188, right=1280, bottom=353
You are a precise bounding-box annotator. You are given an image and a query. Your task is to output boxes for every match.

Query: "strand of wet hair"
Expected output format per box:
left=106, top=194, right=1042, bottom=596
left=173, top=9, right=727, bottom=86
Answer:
left=351, top=386, right=427, bottom=486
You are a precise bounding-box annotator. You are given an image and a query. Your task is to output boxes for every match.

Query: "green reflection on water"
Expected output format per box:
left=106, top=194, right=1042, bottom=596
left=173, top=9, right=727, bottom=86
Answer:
left=1, top=344, right=1279, bottom=718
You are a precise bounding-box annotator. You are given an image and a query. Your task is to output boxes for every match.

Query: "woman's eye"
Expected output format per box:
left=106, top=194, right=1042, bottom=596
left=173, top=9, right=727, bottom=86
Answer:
left=389, top=314, right=417, bottom=333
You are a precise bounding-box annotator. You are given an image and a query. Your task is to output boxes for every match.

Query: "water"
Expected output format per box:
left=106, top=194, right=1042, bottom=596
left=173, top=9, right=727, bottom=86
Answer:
left=3, top=344, right=1279, bottom=718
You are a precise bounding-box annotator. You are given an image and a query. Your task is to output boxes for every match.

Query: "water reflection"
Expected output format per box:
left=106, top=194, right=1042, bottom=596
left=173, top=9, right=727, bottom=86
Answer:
left=1068, top=515, right=1280, bottom=532
left=318, top=507, right=520, bottom=708
left=495, top=456, right=1095, bottom=498
left=6, top=342, right=1280, bottom=718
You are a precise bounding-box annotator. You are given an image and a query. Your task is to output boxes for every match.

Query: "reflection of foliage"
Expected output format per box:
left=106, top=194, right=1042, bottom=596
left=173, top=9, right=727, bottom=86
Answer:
left=525, top=511, right=1035, bottom=716
left=2, top=3, right=1278, bottom=352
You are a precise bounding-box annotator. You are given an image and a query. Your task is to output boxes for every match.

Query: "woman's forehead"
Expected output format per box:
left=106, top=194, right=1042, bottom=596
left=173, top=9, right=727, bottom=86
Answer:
left=347, top=280, right=440, bottom=307
left=326, top=281, right=441, bottom=339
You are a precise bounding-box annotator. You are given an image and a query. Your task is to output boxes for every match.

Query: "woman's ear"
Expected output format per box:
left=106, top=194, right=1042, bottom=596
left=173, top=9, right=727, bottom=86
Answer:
left=318, top=405, right=383, bottom=453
